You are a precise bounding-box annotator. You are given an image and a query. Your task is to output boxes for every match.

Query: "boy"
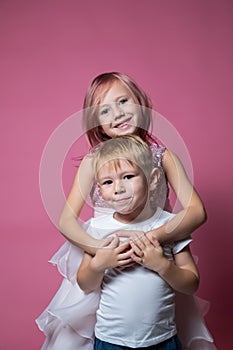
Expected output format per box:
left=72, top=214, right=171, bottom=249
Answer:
left=77, top=135, right=199, bottom=350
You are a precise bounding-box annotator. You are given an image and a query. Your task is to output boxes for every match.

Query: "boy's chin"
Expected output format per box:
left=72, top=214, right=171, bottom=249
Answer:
left=113, top=206, right=132, bottom=214
left=115, top=209, right=137, bottom=218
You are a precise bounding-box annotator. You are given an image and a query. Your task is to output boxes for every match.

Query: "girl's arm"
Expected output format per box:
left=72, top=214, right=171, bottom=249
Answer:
left=59, top=154, right=100, bottom=255
left=77, top=237, right=133, bottom=294
left=149, top=149, right=207, bottom=244
left=130, top=235, right=199, bottom=295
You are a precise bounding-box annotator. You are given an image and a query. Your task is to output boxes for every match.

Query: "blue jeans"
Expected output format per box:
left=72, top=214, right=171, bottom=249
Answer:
left=94, top=335, right=183, bottom=350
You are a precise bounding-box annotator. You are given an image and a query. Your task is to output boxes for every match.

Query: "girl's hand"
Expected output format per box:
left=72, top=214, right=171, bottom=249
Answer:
left=130, top=235, right=169, bottom=273
left=91, top=236, right=133, bottom=272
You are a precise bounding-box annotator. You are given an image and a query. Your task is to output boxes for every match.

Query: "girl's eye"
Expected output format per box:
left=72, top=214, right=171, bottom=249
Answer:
left=119, top=98, right=128, bottom=105
left=100, top=108, right=110, bottom=116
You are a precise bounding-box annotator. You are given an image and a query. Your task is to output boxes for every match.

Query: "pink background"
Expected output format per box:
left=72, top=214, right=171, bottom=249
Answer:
left=1, top=1, right=232, bottom=349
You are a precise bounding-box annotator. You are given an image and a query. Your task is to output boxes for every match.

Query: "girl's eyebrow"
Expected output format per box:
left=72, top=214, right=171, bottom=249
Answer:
left=115, top=94, right=129, bottom=102
left=99, top=104, right=109, bottom=109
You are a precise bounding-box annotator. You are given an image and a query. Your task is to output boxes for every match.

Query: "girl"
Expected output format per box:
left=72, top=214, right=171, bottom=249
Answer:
left=59, top=72, right=206, bottom=251
left=36, top=72, right=215, bottom=350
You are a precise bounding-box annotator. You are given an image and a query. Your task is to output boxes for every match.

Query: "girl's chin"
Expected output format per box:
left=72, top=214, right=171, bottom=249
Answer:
left=112, top=126, right=137, bottom=137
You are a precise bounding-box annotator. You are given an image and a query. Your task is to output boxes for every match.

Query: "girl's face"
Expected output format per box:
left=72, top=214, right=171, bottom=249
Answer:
left=97, top=81, right=142, bottom=138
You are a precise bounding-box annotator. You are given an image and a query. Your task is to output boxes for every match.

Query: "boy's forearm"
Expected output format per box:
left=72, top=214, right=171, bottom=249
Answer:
left=77, top=260, right=104, bottom=294
left=157, top=259, right=199, bottom=295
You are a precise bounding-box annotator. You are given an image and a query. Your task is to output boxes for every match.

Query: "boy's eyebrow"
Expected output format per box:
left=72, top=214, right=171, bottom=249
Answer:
left=97, top=174, right=112, bottom=180
left=97, top=169, right=138, bottom=181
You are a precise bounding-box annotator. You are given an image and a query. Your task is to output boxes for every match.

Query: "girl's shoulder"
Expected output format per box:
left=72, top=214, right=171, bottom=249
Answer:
left=149, top=141, right=166, bottom=167
left=72, top=143, right=102, bottom=166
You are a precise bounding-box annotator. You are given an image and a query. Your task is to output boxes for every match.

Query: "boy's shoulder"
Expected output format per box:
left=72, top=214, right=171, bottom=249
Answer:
left=83, top=214, right=120, bottom=239
left=150, top=208, right=175, bottom=227
left=89, top=213, right=115, bottom=226
left=154, top=209, right=192, bottom=252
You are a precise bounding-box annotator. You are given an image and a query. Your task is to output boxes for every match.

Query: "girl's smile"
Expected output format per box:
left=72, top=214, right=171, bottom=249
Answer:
left=113, top=117, right=133, bottom=130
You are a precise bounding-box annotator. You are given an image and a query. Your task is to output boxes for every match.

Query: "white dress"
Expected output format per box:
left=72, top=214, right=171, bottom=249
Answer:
left=36, top=143, right=217, bottom=349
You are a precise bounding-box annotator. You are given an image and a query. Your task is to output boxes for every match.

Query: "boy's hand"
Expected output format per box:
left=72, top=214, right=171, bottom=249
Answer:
left=91, top=236, right=133, bottom=272
left=130, top=234, right=169, bottom=273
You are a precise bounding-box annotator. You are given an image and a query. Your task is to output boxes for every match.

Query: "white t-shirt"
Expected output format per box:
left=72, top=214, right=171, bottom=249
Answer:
left=85, top=208, right=192, bottom=348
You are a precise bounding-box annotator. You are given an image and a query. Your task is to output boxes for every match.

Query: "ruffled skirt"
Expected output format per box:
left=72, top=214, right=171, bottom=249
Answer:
left=36, top=242, right=217, bottom=350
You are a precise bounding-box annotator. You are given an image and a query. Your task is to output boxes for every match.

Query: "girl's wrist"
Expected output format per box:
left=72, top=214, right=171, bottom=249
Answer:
left=86, top=237, right=103, bottom=255
left=147, top=229, right=161, bottom=243
left=156, top=258, right=171, bottom=276
left=147, top=226, right=169, bottom=245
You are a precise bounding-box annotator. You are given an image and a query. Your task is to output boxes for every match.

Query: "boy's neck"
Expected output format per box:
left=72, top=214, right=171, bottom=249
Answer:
left=113, top=205, right=157, bottom=224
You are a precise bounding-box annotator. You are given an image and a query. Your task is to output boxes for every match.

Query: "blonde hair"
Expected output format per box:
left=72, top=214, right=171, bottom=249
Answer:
left=82, top=72, right=153, bottom=147
left=93, top=135, right=154, bottom=179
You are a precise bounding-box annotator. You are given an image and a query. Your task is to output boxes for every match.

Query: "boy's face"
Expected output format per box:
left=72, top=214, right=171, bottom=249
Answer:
left=97, top=159, right=152, bottom=222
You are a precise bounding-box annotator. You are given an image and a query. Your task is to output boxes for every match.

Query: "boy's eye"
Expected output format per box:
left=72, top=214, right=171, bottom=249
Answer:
left=124, top=174, right=135, bottom=180
left=101, top=180, right=113, bottom=185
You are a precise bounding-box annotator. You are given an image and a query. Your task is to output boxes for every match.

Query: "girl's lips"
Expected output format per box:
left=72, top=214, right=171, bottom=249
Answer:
left=113, top=118, right=132, bottom=129
left=115, top=123, right=131, bottom=130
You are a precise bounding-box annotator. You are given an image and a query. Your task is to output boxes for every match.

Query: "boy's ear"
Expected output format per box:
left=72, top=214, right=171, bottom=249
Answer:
left=149, top=168, right=160, bottom=191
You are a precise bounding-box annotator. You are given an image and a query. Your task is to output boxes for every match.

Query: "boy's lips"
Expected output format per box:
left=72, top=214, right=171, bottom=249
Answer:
left=113, top=197, right=132, bottom=204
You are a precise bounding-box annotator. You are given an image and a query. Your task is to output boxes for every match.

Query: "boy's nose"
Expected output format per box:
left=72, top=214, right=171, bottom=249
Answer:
left=114, top=180, right=125, bottom=194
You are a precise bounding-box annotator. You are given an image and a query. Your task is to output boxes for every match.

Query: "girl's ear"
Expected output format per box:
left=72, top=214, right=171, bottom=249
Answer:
left=149, top=168, right=160, bottom=191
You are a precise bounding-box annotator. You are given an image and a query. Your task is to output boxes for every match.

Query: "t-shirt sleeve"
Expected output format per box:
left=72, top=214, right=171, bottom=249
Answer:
left=82, top=218, right=96, bottom=236
left=172, top=236, right=192, bottom=254
left=82, top=216, right=110, bottom=239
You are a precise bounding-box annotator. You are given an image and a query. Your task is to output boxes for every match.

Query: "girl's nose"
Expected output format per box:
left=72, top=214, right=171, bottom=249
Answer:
left=112, top=103, right=124, bottom=120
